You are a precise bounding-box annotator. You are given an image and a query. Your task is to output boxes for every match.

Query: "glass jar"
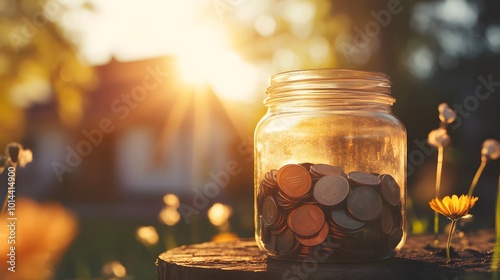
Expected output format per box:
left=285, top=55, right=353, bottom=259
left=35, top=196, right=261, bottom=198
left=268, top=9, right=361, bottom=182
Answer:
left=254, top=69, right=406, bottom=261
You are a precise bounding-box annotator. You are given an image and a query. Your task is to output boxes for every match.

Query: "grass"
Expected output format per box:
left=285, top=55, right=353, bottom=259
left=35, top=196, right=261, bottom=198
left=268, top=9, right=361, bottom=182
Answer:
left=54, top=199, right=253, bottom=279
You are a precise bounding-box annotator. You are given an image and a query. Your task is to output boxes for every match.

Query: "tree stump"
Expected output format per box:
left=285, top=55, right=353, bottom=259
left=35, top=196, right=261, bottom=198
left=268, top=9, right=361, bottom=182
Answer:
left=157, top=230, right=496, bottom=280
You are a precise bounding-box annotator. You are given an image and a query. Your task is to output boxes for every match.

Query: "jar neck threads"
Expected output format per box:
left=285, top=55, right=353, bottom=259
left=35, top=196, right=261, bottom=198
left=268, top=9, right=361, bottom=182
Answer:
left=265, top=69, right=394, bottom=111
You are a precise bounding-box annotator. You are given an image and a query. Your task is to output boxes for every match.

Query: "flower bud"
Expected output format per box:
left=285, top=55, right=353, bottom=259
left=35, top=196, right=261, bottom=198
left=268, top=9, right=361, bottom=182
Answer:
left=6, top=142, right=21, bottom=164
left=438, top=103, right=457, bottom=125
left=481, top=138, right=500, bottom=160
left=5, top=142, right=33, bottom=167
left=428, top=127, right=450, bottom=148
left=18, top=149, right=33, bottom=167
left=0, top=155, right=7, bottom=174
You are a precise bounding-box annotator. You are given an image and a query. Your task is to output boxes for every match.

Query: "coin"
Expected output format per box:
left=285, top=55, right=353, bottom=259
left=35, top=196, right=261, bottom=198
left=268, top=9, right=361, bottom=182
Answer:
left=379, top=207, right=394, bottom=234
left=277, top=164, right=312, bottom=199
left=313, top=175, right=350, bottom=206
left=380, top=174, right=401, bottom=206
left=263, top=169, right=279, bottom=190
left=258, top=163, right=404, bottom=259
left=289, top=204, right=325, bottom=237
left=287, top=208, right=296, bottom=232
left=348, top=171, right=381, bottom=186
left=276, top=228, right=296, bottom=254
left=275, top=191, right=299, bottom=211
left=347, top=186, right=383, bottom=221
left=310, top=164, right=343, bottom=177
left=262, top=196, right=280, bottom=227
left=297, top=245, right=315, bottom=256
left=259, top=216, right=271, bottom=243
left=270, top=221, right=287, bottom=235
left=264, top=234, right=277, bottom=253
left=391, top=205, right=403, bottom=228
left=330, top=208, right=365, bottom=231
left=257, top=183, right=267, bottom=209
left=296, top=221, right=329, bottom=246
left=299, top=162, right=314, bottom=172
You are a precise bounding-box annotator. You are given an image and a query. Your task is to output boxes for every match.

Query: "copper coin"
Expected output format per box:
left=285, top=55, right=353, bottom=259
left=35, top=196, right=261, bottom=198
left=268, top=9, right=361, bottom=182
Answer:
left=296, top=222, right=329, bottom=246
left=263, top=169, right=279, bottom=189
left=257, top=183, right=266, bottom=209
left=264, top=234, right=277, bottom=253
left=275, top=191, right=299, bottom=211
left=297, top=245, right=315, bottom=257
left=348, top=171, right=381, bottom=186
left=311, top=164, right=343, bottom=177
left=380, top=174, right=401, bottom=206
left=313, top=175, right=350, bottom=206
left=276, top=228, right=296, bottom=254
left=259, top=217, right=271, bottom=243
left=270, top=215, right=287, bottom=235
left=380, top=207, right=394, bottom=234
left=299, top=162, right=314, bottom=171
left=262, top=196, right=279, bottom=227
left=347, top=186, right=383, bottom=221
left=286, top=208, right=296, bottom=232
left=387, top=228, right=403, bottom=250
left=289, top=204, right=325, bottom=237
left=277, top=164, right=312, bottom=199
left=391, top=206, right=403, bottom=228
left=330, top=208, right=365, bottom=231
left=268, top=169, right=278, bottom=180
left=270, top=223, right=287, bottom=235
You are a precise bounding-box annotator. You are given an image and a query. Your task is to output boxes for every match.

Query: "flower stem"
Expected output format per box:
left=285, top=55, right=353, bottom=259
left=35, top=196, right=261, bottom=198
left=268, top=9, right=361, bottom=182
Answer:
left=0, top=164, right=17, bottom=217
left=467, top=158, right=487, bottom=197
left=434, top=146, right=444, bottom=244
left=0, top=192, right=8, bottom=217
left=434, top=211, right=439, bottom=246
left=446, top=219, right=458, bottom=262
left=492, top=173, right=500, bottom=271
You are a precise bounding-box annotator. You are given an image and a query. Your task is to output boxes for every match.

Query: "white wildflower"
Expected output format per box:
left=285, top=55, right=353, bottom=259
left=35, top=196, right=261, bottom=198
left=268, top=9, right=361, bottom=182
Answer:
left=6, top=142, right=33, bottom=167
left=428, top=127, right=451, bottom=148
left=438, top=103, right=457, bottom=126
left=481, top=138, right=500, bottom=161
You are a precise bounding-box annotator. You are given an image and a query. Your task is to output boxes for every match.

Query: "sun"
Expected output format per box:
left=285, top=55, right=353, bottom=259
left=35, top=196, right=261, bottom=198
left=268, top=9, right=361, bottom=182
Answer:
left=63, top=0, right=261, bottom=103
left=173, top=25, right=259, bottom=103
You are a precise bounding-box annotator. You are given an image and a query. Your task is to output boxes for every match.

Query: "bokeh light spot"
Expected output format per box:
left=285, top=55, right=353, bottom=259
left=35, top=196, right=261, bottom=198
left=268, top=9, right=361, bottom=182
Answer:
left=207, top=203, right=232, bottom=227
left=254, top=15, right=277, bottom=37
left=163, top=194, right=180, bottom=208
left=159, top=206, right=181, bottom=226
left=136, top=226, right=159, bottom=246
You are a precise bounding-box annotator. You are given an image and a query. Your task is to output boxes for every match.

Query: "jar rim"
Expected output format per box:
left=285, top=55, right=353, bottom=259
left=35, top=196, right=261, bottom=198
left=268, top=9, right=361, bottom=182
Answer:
left=269, top=68, right=390, bottom=85
left=265, top=68, right=394, bottom=106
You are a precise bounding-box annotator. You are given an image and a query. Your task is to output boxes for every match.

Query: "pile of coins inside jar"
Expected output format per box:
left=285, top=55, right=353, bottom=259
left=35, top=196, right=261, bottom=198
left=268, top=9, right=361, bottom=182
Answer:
left=257, top=163, right=403, bottom=260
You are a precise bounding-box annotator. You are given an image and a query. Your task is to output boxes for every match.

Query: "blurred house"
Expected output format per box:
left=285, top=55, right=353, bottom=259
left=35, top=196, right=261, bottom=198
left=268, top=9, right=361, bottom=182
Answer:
left=22, top=56, right=249, bottom=203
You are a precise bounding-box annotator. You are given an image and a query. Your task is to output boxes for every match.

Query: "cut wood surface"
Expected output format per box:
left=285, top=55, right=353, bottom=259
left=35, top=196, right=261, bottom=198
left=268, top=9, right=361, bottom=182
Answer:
left=157, top=230, right=497, bottom=280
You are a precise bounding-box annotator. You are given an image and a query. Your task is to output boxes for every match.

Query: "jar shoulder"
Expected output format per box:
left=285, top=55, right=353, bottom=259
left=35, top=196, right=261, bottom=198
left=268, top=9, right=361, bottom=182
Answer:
left=255, top=111, right=406, bottom=136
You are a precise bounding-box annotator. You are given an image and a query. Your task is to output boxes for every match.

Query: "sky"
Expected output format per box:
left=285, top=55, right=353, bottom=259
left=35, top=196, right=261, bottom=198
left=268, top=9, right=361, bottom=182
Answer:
left=60, top=0, right=263, bottom=102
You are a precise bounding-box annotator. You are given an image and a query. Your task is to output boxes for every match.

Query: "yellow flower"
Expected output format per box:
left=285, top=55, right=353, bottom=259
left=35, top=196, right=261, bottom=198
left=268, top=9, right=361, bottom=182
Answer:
left=0, top=199, right=77, bottom=280
left=429, top=194, right=478, bottom=220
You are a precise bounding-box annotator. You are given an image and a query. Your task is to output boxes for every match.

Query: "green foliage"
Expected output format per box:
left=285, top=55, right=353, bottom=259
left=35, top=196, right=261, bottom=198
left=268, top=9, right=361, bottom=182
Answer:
left=0, top=0, right=95, bottom=146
